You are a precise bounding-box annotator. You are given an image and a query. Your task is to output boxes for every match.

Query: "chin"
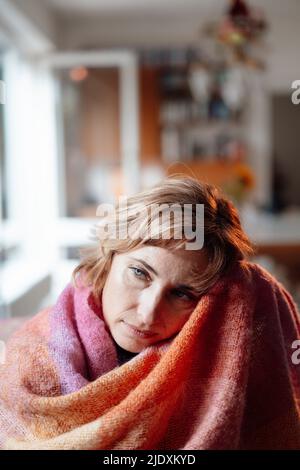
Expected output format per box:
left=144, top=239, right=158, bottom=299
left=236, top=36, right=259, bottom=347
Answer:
left=116, top=336, right=144, bottom=353
left=113, top=327, right=156, bottom=353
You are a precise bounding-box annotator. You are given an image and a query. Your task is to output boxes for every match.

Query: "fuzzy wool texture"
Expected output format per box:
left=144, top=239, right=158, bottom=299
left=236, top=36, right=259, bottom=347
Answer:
left=0, top=261, right=299, bottom=450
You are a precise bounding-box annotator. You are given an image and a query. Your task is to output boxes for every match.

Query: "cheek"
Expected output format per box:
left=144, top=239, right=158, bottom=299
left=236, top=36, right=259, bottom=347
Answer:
left=102, top=270, right=138, bottom=323
left=163, top=311, right=191, bottom=334
left=102, top=272, right=121, bottom=324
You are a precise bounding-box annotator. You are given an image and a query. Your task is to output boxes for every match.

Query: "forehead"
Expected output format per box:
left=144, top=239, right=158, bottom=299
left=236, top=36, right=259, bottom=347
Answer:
left=119, top=245, right=207, bottom=283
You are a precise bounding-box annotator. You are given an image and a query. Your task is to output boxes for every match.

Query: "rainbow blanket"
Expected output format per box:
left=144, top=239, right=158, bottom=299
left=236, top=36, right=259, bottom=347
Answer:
left=0, top=261, right=299, bottom=449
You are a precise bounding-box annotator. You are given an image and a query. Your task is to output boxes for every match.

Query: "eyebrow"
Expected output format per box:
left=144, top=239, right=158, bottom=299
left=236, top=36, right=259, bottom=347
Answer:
left=129, top=257, right=199, bottom=294
left=129, top=257, right=158, bottom=276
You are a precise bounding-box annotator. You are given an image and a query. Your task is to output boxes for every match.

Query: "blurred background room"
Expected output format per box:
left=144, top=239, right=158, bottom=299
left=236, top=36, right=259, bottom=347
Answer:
left=0, top=0, right=300, bottom=339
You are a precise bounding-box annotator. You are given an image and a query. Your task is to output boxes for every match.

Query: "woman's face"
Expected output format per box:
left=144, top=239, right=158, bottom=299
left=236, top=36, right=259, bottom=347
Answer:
left=101, top=245, right=208, bottom=353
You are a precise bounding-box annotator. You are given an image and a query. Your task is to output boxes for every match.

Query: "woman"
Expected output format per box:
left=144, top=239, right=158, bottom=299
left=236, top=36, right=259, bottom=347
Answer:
left=0, top=176, right=299, bottom=450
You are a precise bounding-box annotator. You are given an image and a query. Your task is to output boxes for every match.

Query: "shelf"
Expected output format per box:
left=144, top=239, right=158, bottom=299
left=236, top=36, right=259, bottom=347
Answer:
left=159, top=119, right=245, bottom=130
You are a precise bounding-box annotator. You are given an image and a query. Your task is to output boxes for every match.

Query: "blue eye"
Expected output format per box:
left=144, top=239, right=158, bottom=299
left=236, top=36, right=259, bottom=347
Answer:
left=130, top=267, right=147, bottom=279
left=172, top=289, right=194, bottom=301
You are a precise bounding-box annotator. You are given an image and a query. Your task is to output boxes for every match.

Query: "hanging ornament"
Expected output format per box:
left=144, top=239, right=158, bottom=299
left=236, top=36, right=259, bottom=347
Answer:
left=204, top=0, right=268, bottom=69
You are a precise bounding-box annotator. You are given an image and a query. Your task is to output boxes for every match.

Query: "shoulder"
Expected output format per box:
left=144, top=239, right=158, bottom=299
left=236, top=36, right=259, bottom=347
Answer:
left=243, top=261, right=300, bottom=315
left=244, top=261, right=281, bottom=286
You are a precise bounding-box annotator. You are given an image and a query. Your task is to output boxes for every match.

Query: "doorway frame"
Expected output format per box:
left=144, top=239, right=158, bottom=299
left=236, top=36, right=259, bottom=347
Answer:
left=42, top=49, right=140, bottom=215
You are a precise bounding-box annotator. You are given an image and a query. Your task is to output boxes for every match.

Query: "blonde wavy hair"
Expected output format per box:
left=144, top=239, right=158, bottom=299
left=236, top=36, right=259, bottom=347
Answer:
left=72, top=176, right=255, bottom=299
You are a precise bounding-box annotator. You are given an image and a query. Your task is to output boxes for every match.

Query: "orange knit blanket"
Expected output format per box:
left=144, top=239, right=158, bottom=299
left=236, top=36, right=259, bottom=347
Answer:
left=0, top=261, right=299, bottom=449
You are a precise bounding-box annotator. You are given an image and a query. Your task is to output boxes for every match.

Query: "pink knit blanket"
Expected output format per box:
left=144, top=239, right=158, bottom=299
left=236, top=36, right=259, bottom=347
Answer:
left=0, top=261, right=299, bottom=449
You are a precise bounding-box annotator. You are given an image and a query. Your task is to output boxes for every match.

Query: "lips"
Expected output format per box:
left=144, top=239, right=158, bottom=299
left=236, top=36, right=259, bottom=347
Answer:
left=123, top=322, right=158, bottom=338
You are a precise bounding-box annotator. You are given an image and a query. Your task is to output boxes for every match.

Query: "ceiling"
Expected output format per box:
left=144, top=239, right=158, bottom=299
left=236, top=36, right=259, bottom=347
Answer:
left=45, top=0, right=299, bottom=18
left=39, top=0, right=300, bottom=51
left=46, top=0, right=221, bottom=17
left=2, top=0, right=299, bottom=54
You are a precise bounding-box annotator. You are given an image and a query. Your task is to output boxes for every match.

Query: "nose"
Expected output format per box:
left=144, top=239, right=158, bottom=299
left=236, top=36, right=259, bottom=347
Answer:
left=136, top=285, right=164, bottom=327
